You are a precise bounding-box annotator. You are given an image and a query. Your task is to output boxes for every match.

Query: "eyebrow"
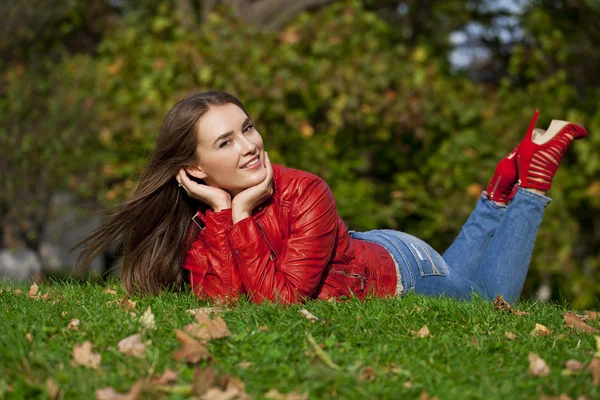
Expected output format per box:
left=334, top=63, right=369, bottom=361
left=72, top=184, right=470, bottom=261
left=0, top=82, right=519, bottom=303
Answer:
left=212, top=117, right=252, bottom=145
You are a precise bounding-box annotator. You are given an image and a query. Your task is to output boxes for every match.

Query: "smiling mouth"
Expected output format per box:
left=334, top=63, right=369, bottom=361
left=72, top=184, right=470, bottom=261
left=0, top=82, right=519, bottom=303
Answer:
left=240, top=155, right=260, bottom=169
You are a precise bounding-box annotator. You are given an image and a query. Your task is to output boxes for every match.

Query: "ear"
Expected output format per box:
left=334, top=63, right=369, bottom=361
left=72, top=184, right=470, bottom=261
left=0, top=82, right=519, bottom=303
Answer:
left=185, top=164, right=207, bottom=180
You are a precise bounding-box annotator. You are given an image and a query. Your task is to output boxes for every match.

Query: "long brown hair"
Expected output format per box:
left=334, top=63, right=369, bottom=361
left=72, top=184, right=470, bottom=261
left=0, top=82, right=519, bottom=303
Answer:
left=74, top=92, right=249, bottom=295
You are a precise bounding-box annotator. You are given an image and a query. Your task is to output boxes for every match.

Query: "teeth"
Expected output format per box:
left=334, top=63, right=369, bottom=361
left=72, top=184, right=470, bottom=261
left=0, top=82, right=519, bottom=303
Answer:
left=243, top=158, right=259, bottom=168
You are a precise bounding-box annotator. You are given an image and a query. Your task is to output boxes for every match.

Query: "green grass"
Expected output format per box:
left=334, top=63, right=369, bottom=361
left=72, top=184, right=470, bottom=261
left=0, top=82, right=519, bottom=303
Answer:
left=0, top=281, right=598, bottom=399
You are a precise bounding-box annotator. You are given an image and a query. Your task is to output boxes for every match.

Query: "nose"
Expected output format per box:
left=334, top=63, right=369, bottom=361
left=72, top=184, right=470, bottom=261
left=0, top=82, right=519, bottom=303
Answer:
left=239, top=134, right=257, bottom=155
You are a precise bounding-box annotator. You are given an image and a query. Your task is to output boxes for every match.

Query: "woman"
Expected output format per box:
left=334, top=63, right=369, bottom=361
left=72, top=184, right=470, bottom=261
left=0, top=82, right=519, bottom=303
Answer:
left=76, top=92, right=588, bottom=304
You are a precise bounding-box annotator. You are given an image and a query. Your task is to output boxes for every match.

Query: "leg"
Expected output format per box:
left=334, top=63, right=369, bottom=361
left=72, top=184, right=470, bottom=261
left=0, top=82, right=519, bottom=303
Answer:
left=442, top=194, right=506, bottom=283
left=474, top=188, right=551, bottom=302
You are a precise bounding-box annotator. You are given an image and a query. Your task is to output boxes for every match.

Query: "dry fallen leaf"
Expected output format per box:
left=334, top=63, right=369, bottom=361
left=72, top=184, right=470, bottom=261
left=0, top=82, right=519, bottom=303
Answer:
left=531, top=323, right=552, bottom=337
left=564, top=312, right=600, bottom=334
left=140, top=306, right=156, bottom=331
left=493, top=295, right=530, bottom=316
left=46, top=378, right=59, bottom=400
left=186, top=307, right=225, bottom=316
left=299, top=309, right=319, bottom=322
left=358, top=366, right=376, bottom=382
left=103, top=287, right=117, bottom=295
left=73, top=341, right=101, bottom=369
left=589, top=358, right=600, bottom=387
left=528, top=352, right=550, bottom=377
left=264, top=389, right=308, bottom=400
left=151, top=369, right=179, bottom=385
left=68, top=319, right=80, bottom=331
left=173, top=329, right=212, bottom=363
left=25, top=332, right=32, bottom=342
left=237, top=361, right=253, bottom=369
left=470, top=335, right=478, bottom=345
left=584, top=311, right=599, bottom=321
left=119, top=297, right=137, bottom=313
left=418, top=391, right=439, bottom=400
left=417, top=325, right=432, bottom=338
left=258, top=325, right=269, bottom=332
left=192, top=367, right=216, bottom=396
left=564, top=359, right=583, bottom=372
left=118, top=334, right=146, bottom=358
left=28, top=283, right=40, bottom=299
left=14, top=288, right=23, bottom=295
left=96, top=379, right=144, bottom=400
left=403, top=381, right=413, bottom=389
left=41, top=292, right=51, bottom=301
left=185, top=313, right=230, bottom=341
left=505, top=332, right=517, bottom=340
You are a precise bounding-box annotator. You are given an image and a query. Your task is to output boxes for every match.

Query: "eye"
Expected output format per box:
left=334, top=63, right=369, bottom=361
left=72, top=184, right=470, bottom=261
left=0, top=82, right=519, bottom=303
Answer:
left=243, top=124, right=254, bottom=133
left=219, top=139, right=232, bottom=149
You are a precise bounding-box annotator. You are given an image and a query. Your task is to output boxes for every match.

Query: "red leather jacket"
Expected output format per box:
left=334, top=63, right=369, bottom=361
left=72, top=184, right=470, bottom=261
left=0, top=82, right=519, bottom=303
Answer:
left=183, top=164, right=398, bottom=303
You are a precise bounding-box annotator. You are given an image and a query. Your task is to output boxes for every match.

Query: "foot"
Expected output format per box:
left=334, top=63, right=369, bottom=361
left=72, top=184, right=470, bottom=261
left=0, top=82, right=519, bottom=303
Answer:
left=517, top=117, right=588, bottom=192
left=486, top=111, right=541, bottom=203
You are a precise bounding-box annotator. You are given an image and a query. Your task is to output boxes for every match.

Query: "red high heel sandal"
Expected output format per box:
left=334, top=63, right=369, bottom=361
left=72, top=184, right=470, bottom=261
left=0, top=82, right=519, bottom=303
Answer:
left=516, top=117, right=588, bottom=192
left=486, top=111, right=540, bottom=203
left=486, top=110, right=588, bottom=203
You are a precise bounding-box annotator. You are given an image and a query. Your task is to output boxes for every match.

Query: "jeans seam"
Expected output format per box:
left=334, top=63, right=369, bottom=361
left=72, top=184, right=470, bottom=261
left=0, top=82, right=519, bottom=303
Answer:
left=515, top=187, right=552, bottom=203
left=381, top=230, right=446, bottom=277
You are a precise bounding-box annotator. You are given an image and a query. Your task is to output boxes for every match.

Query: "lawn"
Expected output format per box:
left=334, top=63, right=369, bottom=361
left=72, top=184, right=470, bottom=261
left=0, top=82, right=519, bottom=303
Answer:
left=0, top=281, right=598, bottom=399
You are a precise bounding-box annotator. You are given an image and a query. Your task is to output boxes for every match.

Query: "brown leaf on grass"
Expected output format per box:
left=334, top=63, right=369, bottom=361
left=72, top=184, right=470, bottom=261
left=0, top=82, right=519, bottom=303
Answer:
left=358, top=366, right=376, bottom=382
left=25, top=332, right=32, bottom=342
left=186, top=307, right=225, bottom=316
left=584, top=311, right=599, bottom=321
left=96, top=379, right=144, bottom=400
left=119, top=297, right=137, bottom=313
left=417, top=325, right=432, bottom=338
left=531, top=324, right=552, bottom=337
left=173, top=329, right=212, bottom=363
left=192, top=367, right=249, bottom=400
left=589, top=358, right=600, bottom=386
left=103, top=287, right=117, bottom=295
left=41, top=292, right=51, bottom=301
left=564, top=359, right=583, bottom=372
left=470, top=335, right=478, bottom=345
left=28, top=283, right=40, bottom=299
left=564, top=312, right=600, bottom=334
left=151, top=369, right=179, bottom=385
left=418, top=392, right=439, bottom=400
left=140, top=306, right=156, bottom=331
left=237, top=361, right=253, bottom=369
left=505, top=332, right=517, bottom=340
left=73, top=341, right=101, bottom=369
left=118, top=334, right=146, bottom=358
left=14, top=288, right=23, bottom=295
left=185, top=313, right=230, bottom=341
left=299, top=309, right=319, bottom=322
left=264, top=389, right=308, bottom=400
left=528, top=352, right=550, bottom=377
left=192, top=367, right=216, bottom=396
left=46, top=378, right=59, bottom=399
left=493, top=295, right=530, bottom=316
left=68, top=319, right=80, bottom=331
left=258, top=325, right=269, bottom=332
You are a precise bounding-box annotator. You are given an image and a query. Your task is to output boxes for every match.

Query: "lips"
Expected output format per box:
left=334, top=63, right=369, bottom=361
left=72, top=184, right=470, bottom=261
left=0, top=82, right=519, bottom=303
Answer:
left=240, top=155, right=260, bottom=169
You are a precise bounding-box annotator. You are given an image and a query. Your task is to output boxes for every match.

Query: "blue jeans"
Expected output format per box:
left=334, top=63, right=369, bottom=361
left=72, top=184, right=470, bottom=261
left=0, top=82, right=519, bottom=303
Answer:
left=351, top=188, right=551, bottom=303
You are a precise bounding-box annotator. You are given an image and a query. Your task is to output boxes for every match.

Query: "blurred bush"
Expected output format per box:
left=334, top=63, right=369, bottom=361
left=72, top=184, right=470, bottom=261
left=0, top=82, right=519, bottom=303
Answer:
left=1, top=0, right=599, bottom=308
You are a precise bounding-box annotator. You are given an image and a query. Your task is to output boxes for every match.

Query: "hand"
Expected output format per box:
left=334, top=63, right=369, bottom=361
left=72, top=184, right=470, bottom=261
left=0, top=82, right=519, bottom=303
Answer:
left=177, top=168, right=231, bottom=212
left=232, top=152, right=274, bottom=224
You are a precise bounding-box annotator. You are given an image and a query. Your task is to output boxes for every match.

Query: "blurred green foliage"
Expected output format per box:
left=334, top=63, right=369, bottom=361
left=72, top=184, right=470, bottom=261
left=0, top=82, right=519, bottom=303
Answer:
left=1, top=0, right=599, bottom=308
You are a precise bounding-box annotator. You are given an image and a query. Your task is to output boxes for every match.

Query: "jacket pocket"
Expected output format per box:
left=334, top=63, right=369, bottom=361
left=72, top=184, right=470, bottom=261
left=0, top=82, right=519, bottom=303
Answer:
left=330, top=270, right=366, bottom=293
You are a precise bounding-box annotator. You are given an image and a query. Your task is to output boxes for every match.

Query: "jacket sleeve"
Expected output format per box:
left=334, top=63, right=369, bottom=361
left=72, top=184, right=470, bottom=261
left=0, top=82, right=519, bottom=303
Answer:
left=225, top=177, right=338, bottom=303
left=183, top=208, right=238, bottom=299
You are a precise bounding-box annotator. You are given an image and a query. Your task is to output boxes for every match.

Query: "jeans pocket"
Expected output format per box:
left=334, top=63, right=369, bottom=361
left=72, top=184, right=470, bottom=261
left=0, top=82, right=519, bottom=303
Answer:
left=396, top=234, right=446, bottom=277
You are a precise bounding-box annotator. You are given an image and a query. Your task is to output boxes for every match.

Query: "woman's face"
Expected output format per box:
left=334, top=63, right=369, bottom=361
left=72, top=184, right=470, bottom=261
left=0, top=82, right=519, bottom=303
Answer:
left=191, top=103, right=267, bottom=197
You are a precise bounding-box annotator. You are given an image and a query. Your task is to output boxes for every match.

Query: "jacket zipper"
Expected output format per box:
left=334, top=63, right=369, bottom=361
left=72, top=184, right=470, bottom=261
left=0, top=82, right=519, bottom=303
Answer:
left=256, top=220, right=278, bottom=261
left=331, top=270, right=366, bottom=291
